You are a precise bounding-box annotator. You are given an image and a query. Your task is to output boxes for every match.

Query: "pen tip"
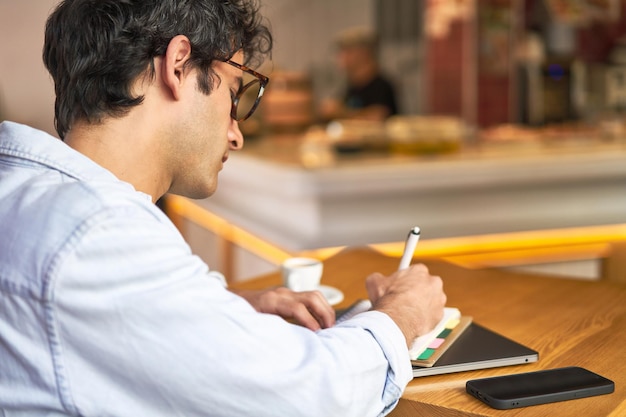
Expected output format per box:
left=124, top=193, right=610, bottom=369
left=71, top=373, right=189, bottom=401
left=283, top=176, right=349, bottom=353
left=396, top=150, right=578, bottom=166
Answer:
left=411, top=226, right=421, bottom=235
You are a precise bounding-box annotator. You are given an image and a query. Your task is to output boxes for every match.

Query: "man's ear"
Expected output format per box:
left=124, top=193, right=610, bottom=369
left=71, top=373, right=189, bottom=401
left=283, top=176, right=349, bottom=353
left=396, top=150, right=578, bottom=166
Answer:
left=161, top=35, right=193, bottom=100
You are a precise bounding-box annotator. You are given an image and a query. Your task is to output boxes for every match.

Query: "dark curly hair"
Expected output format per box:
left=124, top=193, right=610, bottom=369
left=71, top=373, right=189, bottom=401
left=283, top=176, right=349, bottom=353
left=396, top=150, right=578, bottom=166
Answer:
left=43, top=0, right=272, bottom=139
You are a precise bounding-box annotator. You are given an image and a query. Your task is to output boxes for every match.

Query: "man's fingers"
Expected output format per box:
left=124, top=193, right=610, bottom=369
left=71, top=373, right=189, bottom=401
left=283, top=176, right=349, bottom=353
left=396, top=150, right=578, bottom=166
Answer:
left=273, top=289, right=335, bottom=331
left=365, top=272, right=386, bottom=301
left=308, top=290, right=336, bottom=328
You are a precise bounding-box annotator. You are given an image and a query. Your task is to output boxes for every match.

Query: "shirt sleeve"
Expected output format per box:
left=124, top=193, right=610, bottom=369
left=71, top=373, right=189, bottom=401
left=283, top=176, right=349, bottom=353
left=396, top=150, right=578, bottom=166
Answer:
left=49, top=203, right=412, bottom=417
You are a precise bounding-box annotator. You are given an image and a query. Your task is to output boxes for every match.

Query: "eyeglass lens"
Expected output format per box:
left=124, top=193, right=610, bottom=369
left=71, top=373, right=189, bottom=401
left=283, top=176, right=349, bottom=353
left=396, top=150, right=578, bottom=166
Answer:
left=234, top=79, right=263, bottom=121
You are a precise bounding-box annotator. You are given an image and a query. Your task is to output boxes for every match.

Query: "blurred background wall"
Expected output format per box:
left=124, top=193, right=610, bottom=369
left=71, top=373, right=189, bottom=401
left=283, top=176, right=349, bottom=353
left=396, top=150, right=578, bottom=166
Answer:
left=0, top=0, right=58, bottom=136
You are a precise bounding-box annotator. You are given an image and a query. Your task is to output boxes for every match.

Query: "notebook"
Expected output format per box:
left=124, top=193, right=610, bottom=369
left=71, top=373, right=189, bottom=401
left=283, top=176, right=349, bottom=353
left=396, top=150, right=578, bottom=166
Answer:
left=411, top=315, right=473, bottom=368
left=336, top=300, right=538, bottom=378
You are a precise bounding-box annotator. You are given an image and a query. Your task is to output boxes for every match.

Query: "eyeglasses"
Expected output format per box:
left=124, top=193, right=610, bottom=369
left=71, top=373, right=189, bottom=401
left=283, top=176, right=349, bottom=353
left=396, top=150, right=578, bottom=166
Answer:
left=225, top=60, right=269, bottom=122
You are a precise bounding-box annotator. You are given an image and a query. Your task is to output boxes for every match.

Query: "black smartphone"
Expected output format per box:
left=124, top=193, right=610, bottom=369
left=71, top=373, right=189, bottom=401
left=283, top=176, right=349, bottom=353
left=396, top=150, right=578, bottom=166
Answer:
left=466, top=366, right=614, bottom=410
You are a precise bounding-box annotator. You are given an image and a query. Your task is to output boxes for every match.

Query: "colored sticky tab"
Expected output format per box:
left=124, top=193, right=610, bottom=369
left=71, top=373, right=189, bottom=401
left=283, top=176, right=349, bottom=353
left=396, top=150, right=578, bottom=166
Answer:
left=428, top=338, right=445, bottom=349
left=417, top=348, right=436, bottom=360
left=437, top=329, right=452, bottom=339
left=437, top=328, right=452, bottom=338
left=446, top=318, right=460, bottom=329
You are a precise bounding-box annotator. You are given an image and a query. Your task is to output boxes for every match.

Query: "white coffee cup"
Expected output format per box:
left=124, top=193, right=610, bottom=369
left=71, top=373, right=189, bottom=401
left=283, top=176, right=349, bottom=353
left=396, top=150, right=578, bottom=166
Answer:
left=281, top=257, right=323, bottom=292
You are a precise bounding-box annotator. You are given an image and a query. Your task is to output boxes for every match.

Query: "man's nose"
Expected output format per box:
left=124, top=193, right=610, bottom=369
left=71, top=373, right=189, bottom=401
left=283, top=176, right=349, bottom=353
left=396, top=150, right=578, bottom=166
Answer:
left=228, top=119, right=244, bottom=150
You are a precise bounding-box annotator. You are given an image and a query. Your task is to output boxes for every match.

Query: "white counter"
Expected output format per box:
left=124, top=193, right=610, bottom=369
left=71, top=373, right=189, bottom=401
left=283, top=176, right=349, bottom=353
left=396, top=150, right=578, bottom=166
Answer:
left=196, top=140, right=626, bottom=254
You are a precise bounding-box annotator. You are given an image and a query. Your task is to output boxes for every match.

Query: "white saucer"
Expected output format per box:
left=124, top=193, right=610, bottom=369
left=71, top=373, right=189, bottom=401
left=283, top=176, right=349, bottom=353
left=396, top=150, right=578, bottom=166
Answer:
left=318, top=285, right=344, bottom=306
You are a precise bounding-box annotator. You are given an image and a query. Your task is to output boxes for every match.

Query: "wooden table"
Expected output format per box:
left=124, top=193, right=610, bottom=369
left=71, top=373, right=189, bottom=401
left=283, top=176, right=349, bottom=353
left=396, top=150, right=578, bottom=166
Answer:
left=232, top=247, right=626, bottom=416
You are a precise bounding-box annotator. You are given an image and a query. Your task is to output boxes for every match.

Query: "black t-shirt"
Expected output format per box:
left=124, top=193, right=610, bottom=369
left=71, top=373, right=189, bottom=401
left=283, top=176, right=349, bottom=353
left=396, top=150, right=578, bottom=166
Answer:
left=344, top=75, right=398, bottom=116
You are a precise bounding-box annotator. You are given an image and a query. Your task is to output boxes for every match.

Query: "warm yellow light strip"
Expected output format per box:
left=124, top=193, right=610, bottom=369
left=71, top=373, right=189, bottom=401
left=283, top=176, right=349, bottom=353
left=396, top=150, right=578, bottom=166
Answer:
left=370, top=224, right=626, bottom=258
left=165, top=195, right=295, bottom=265
left=305, top=225, right=626, bottom=269
left=365, top=225, right=626, bottom=269
left=440, top=244, right=611, bottom=269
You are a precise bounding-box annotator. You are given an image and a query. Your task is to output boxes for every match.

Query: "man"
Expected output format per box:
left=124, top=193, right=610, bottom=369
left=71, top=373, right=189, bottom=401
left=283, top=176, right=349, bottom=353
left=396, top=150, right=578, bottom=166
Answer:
left=0, top=1, right=446, bottom=416
left=320, top=27, right=399, bottom=122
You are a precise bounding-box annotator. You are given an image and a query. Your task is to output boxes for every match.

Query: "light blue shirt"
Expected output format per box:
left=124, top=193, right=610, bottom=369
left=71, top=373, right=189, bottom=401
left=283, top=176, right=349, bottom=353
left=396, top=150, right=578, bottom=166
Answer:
left=0, top=121, right=412, bottom=416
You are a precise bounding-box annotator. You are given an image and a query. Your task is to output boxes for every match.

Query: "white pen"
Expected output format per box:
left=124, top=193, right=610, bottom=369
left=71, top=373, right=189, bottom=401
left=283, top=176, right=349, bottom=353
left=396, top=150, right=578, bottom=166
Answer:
left=398, top=226, right=421, bottom=270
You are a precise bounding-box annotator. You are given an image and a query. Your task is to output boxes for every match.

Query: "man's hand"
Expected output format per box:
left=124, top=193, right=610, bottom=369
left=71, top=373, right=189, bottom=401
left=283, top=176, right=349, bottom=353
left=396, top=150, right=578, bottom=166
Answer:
left=366, top=264, right=447, bottom=347
left=233, top=287, right=335, bottom=331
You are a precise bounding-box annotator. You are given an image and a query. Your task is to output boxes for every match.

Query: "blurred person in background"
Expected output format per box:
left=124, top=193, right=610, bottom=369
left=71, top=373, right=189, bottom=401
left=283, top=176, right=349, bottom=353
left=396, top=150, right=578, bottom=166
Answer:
left=319, top=26, right=399, bottom=122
